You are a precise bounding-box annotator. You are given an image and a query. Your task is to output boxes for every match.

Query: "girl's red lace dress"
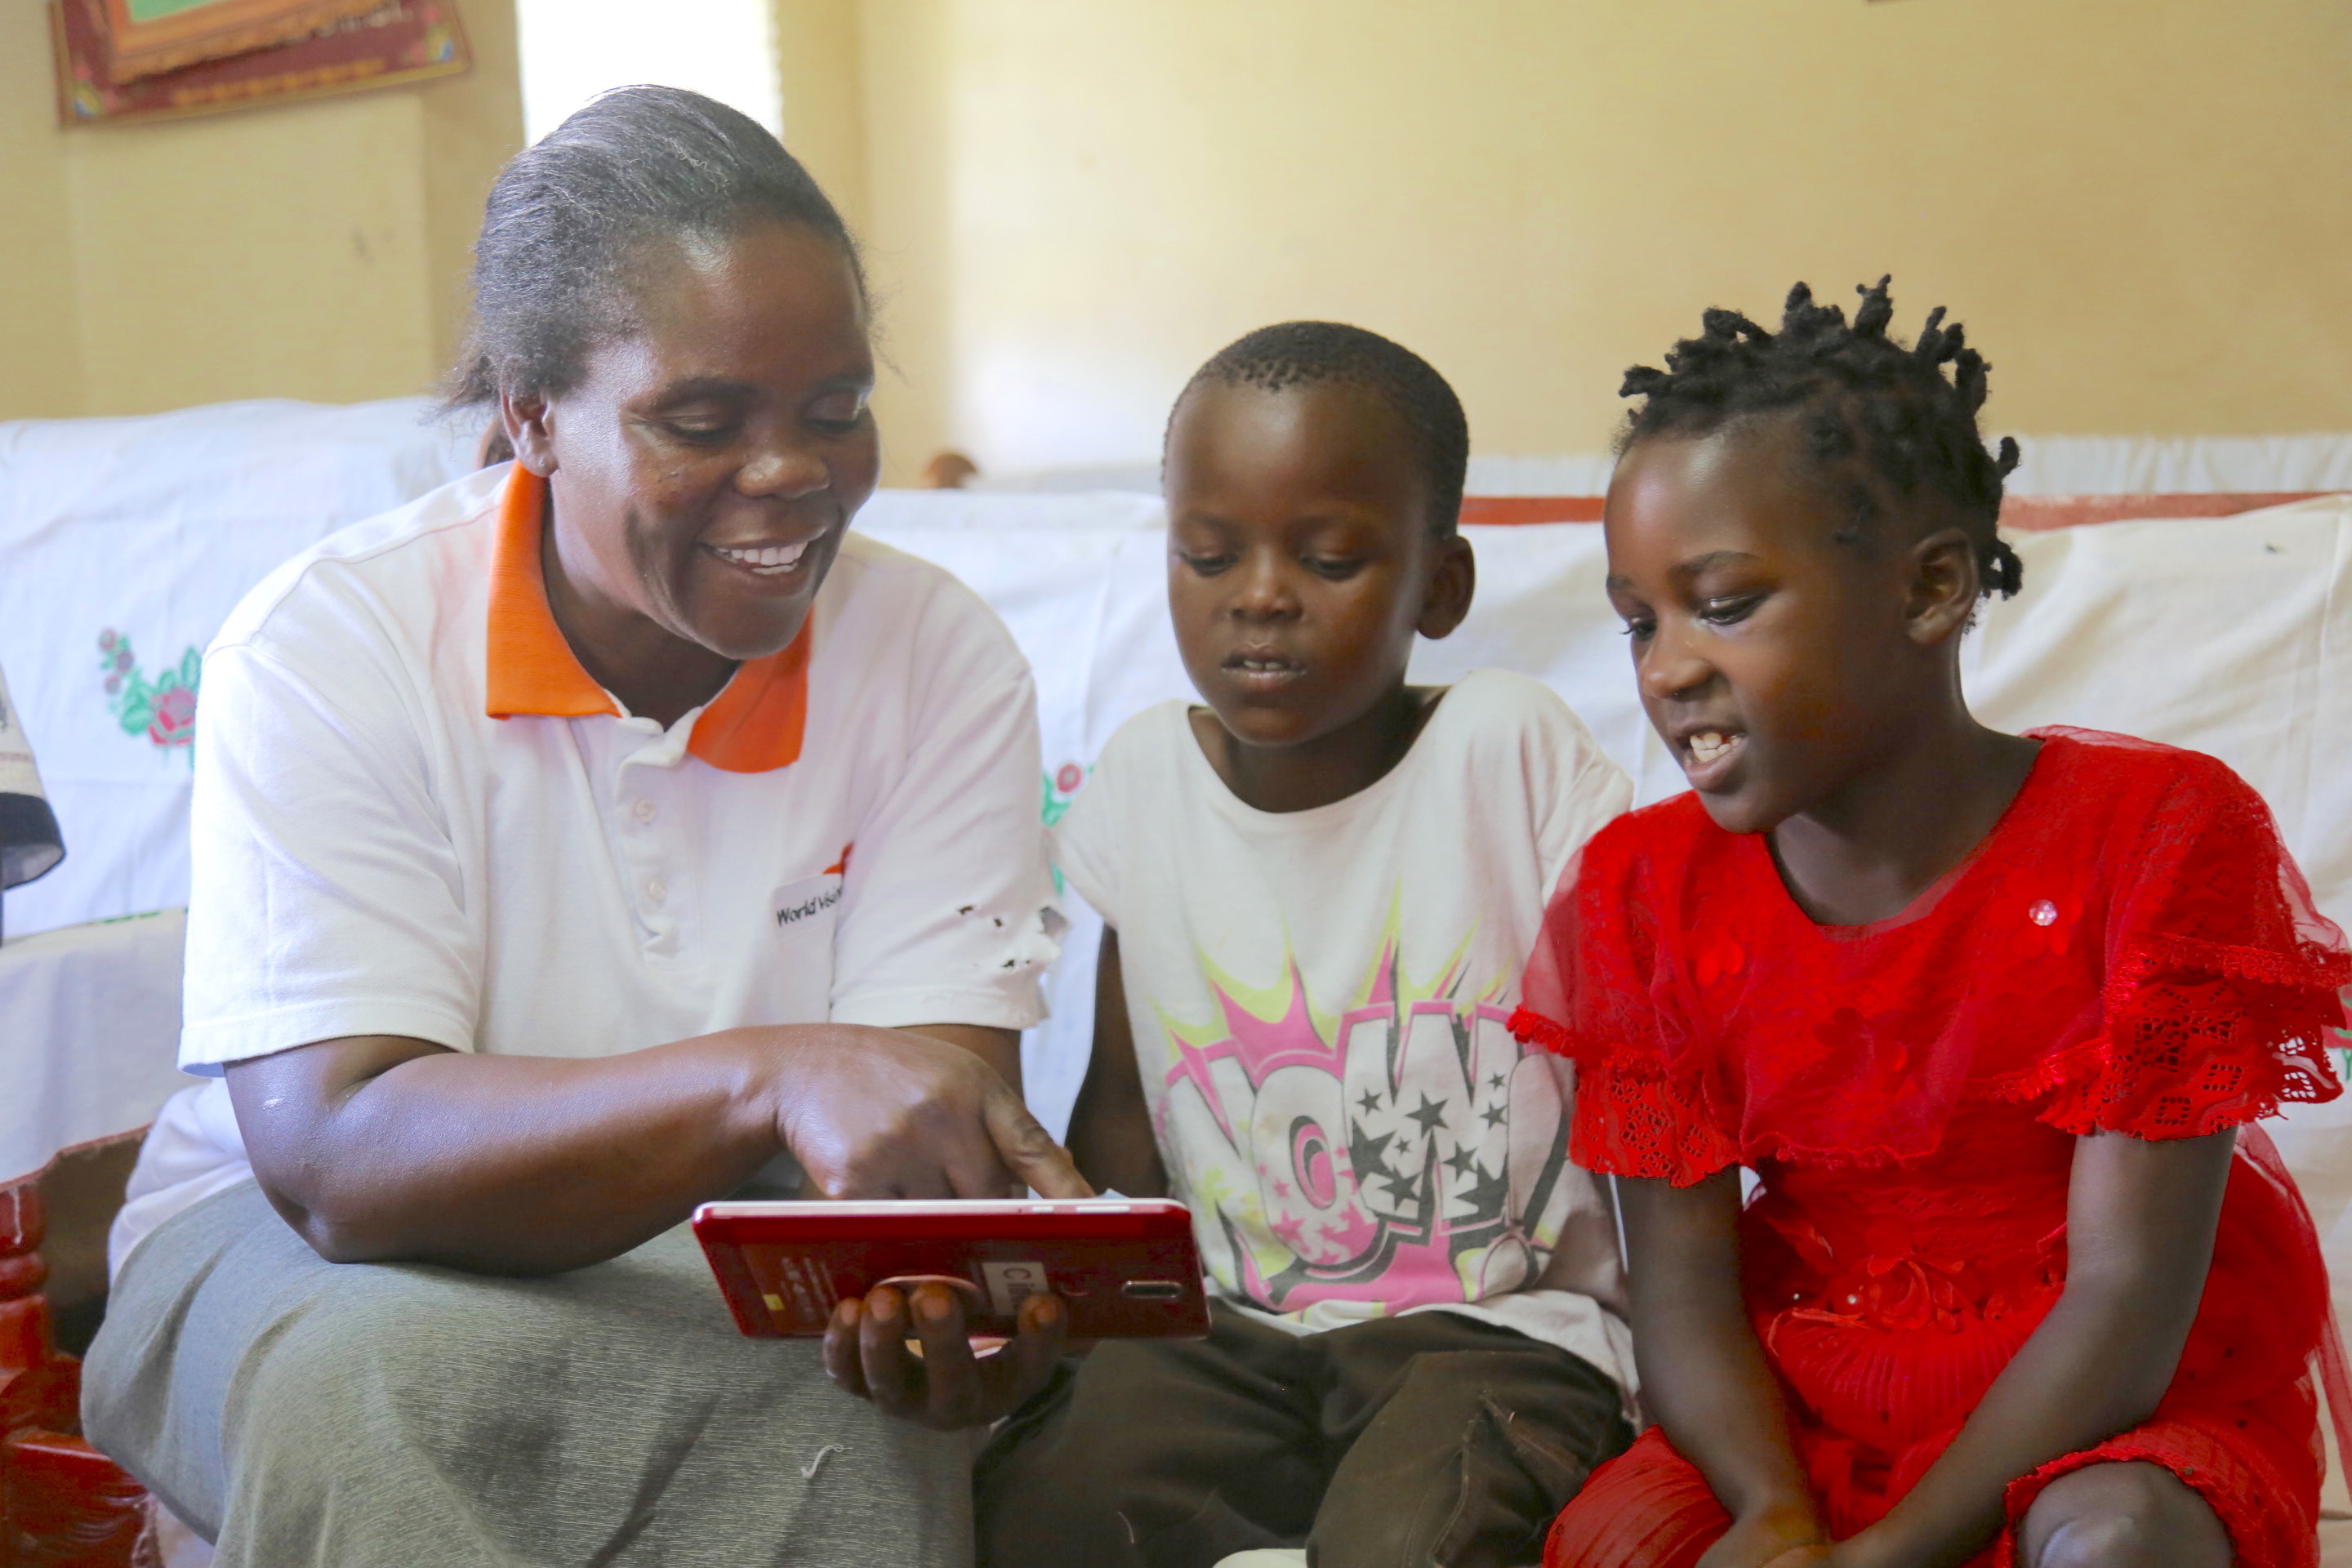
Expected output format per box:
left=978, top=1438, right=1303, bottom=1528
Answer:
left=1512, top=730, right=2350, bottom=1568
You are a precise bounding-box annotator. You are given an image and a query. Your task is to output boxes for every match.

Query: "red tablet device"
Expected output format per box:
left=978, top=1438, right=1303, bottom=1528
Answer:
left=693, top=1197, right=1212, bottom=1339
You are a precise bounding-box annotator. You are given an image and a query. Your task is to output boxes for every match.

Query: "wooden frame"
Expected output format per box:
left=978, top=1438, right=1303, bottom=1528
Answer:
left=93, top=0, right=383, bottom=84
left=51, top=0, right=470, bottom=128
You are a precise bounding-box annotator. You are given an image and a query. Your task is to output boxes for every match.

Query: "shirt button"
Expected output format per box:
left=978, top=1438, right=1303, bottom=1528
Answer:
left=646, top=878, right=668, bottom=905
left=633, top=799, right=657, bottom=825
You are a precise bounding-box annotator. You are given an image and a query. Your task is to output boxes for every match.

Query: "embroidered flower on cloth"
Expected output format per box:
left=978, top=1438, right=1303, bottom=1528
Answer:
left=1040, top=762, right=1086, bottom=827
left=96, top=630, right=201, bottom=757
left=1040, top=761, right=1089, bottom=893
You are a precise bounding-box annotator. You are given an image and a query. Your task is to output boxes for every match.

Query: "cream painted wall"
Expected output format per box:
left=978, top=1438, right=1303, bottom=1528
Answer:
left=11, top=1, right=2345, bottom=468
left=0, top=0, right=521, bottom=421
left=820, top=0, right=2352, bottom=485
left=0, top=1, right=89, bottom=417
left=773, top=0, right=870, bottom=235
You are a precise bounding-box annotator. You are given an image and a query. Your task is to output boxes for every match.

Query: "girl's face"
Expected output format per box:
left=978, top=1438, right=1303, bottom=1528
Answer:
left=1602, top=421, right=1935, bottom=835
left=509, top=220, right=879, bottom=663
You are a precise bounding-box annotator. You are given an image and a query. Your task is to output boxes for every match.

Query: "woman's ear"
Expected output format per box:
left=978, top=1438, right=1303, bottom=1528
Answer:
left=501, top=390, right=559, bottom=478
left=1904, top=526, right=1981, bottom=648
left=1416, top=531, right=1477, bottom=640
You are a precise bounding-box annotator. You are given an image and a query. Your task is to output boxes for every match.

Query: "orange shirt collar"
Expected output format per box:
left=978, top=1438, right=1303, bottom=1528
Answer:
left=485, top=466, right=613, bottom=722
left=483, top=466, right=811, bottom=773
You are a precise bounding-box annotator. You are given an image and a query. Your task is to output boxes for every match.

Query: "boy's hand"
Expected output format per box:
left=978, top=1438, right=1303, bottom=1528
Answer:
left=821, top=1281, right=1067, bottom=1429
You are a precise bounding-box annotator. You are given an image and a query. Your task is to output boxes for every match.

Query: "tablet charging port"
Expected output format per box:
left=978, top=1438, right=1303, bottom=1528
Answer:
left=1120, top=1280, right=1184, bottom=1300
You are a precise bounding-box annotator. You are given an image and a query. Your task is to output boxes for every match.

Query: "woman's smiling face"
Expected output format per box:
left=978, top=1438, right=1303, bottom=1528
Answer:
left=510, top=220, right=879, bottom=669
left=1603, top=420, right=1927, bottom=835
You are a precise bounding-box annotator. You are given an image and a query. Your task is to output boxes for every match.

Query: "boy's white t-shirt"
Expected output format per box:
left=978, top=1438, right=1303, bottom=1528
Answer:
left=1053, top=669, right=1635, bottom=1386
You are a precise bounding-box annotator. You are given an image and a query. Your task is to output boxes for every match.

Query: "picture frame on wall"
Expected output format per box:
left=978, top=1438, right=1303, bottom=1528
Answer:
left=49, top=0, right=470, bottom=127
left=91, top=0, right=388, bottom=83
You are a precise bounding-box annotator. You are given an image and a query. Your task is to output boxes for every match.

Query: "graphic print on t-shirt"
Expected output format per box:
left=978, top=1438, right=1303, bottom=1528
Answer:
left=1151, top=900, right=1578, bottom=1317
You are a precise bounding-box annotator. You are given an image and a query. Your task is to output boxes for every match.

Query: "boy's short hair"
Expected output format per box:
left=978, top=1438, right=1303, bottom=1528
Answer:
left=1173, top=322, right=1469, bottom=537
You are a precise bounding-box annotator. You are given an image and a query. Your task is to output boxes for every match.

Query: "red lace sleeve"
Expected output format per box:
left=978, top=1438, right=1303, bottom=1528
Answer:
left=1512, top=814, right=1743, bottom=1184
left=2042, top=754, right=2350, bottom=1140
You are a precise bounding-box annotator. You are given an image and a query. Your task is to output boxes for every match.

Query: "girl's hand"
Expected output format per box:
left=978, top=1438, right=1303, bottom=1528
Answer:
left=1697, top=1505, right=1829, bottom=1568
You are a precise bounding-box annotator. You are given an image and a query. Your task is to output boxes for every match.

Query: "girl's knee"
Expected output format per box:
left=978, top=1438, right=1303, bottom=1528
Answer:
left=2018, top=1462, right=2230, bottom=1568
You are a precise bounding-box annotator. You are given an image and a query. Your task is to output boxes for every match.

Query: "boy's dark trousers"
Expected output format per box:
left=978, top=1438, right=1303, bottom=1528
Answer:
left=974, top=1301, right=1632, bottom=1568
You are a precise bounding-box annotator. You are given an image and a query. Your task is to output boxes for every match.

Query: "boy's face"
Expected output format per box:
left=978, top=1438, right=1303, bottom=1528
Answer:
left=1163, top=381, right=1471, bottom=753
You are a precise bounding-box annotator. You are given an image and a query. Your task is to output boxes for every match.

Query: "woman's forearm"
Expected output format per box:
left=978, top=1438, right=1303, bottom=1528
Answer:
left=228, top=1029, right=797, bottom=1272
left=227, top=1021, right=1064, bottom=1274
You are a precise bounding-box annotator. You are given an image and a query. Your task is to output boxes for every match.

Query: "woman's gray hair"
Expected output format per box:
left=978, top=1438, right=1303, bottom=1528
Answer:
left=444, top=85, right=860, bottom=410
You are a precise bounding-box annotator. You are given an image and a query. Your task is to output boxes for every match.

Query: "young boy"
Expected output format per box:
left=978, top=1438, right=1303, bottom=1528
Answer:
left=976, top=323, right=1635, bottom=1568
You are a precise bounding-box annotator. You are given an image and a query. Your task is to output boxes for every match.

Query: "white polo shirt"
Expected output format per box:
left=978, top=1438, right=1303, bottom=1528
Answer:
left=113, top=464, right=1059, bottom=1271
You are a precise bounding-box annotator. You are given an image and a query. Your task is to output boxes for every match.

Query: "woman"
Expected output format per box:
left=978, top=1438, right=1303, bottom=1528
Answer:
left=86, top=87, right=1080, bottom=1566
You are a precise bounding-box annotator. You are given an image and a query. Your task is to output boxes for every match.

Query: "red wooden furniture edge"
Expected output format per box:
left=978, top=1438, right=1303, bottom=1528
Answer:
left=1456, top=491, right=2332, bottom=529
left=3, top=1158, right=152, bottom=1567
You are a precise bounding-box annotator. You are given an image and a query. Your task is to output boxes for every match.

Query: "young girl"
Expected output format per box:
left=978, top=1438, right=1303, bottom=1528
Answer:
left=1517, top=280, right=2351, bottom=1568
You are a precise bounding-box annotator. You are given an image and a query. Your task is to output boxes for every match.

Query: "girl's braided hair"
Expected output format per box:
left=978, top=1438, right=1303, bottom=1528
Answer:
left=1619, top=278, right=2025, bottom=599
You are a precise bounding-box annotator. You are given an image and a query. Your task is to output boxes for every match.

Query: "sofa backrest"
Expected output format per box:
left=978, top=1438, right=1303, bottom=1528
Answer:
left=0, top=399, right=475, bottom=937
left=7, top=399, right=2350, bottom=1437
